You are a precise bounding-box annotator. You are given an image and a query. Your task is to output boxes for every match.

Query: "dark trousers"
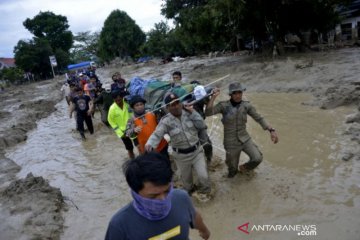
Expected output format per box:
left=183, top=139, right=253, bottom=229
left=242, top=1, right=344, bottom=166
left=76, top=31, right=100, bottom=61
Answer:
left=199, top=129, right=213, bottom=162
left=100, top=108, right=110, bottom=127
left=76, top=113, right=94, bottom=135
left=121, top=136, right=136, bottom=151
left=159, top=144, right=169, bottom=159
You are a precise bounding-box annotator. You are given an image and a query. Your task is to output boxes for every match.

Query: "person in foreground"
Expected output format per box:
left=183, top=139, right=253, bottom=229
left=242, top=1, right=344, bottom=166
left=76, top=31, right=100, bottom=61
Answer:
left=205, top=82, right=279, bottom=178
left=105, top=152, right=211, bottom=240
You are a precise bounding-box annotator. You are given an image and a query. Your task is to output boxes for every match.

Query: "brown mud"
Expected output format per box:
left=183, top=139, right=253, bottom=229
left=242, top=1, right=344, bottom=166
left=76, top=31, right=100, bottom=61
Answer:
left=0, top=48, right=359, bottom=240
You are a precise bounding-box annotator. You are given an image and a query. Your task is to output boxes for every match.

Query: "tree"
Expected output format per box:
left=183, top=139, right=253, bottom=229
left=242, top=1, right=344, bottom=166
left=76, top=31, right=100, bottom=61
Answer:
left=71, top=31, right=100, bottom=63
left=23, top=11, right=73, bottom=51
left=160, top=0, right=246, bottom=53
left=14, top=11, right=73, bottom=78
left=141, top=21, right=185, bottom=57
left=98, top=10, right=146, bottom=62
left=160, top=0, right=352, bottom=53
left=0, top=67, right=24, bottom=84
left=14, top=38, right=54, bottom=79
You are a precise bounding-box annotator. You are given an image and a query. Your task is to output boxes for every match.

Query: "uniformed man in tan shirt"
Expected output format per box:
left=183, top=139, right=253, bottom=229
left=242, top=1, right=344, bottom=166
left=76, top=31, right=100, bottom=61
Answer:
left=145, top=93, right=212, bottom=202
left=205, top=82, right=279, bottom=178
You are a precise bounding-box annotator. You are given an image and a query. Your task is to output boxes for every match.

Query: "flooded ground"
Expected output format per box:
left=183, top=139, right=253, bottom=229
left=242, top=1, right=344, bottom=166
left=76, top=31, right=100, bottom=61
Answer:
left=192, top=93, right=360, bottom=240
left=1, top=48, right=360, bottom=239
left=4, top=91, right=359, bottom=240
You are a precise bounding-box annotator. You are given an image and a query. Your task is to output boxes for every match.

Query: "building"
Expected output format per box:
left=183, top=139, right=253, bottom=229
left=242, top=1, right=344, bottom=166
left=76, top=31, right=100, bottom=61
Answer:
left=0, top=58, right=16, bottom=70
left=336, top=0, right=360, bottom=41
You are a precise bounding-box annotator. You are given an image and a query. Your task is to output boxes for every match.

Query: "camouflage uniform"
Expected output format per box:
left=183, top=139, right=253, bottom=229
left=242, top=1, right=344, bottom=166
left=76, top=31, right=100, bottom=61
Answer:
left=146, top=110, right=211, bottom=194
left=205, top=99, right=269, bottom=175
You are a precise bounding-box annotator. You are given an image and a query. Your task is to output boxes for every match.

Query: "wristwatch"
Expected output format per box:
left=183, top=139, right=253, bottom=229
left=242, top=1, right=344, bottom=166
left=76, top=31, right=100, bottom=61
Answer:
left=268, top=128, right=276, bottom=132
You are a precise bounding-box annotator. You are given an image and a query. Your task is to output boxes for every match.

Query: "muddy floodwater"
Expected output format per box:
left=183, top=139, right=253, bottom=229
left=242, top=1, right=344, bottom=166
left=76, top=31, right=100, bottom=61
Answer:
left=5, top=91, right=359, bottom=240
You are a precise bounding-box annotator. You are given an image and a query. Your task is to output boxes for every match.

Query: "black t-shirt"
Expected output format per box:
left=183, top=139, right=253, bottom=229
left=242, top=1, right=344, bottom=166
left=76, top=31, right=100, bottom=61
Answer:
left=73, top=95, right=91, bottom=114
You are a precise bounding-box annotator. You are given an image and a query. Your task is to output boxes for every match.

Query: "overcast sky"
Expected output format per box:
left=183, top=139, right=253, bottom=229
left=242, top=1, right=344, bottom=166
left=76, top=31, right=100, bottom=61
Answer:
left=0, top=0, right=168, bottom=57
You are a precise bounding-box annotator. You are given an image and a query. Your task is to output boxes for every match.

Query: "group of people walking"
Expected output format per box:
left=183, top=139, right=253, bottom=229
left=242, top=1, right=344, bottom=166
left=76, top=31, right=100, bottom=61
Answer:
left=104, top=72, right=279, bottom=240
left=65, top=69, right=279, bottom=239
left=65, top=67, right=102, bottom=139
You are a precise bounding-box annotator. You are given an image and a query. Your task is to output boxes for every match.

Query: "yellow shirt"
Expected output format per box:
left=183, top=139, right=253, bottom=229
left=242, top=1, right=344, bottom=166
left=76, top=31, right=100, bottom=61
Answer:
left=108, top=100, right=132, bottom=138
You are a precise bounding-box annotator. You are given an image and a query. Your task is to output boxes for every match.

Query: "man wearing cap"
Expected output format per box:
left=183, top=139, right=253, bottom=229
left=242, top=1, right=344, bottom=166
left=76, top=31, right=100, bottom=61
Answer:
left=171, top=71, right=214, bottom=164
left=145, top=93, right=212, bottom=202
left=108, top=88, right=136, bottom=159
left=205, top=82, right=279, bottom=178
left=126, top=95, right=168, bottom=156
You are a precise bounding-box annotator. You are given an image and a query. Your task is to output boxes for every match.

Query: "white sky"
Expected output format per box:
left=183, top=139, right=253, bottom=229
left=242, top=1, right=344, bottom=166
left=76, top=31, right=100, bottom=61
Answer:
left=0, top=0, right=168, bottom=57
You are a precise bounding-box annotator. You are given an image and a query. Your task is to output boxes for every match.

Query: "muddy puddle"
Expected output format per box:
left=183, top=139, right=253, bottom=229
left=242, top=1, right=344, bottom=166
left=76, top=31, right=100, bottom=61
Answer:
left=5, top=92, right=360, bottom=240
left=192, top=92, right=360, bottom=240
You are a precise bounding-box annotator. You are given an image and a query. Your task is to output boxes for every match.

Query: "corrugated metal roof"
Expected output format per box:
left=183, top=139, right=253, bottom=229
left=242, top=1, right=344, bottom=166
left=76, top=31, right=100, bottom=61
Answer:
left=0, top=58, right=16, bottom=68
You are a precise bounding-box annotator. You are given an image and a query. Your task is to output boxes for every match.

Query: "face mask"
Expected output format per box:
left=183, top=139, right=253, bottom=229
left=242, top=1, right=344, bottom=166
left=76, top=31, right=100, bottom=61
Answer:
left=131, top=185, right=173, bottom=221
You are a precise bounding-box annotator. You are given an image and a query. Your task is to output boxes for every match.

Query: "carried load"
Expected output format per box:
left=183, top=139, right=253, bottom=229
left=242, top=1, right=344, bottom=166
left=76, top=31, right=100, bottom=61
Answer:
left=126, top=76, right=214, bottom=119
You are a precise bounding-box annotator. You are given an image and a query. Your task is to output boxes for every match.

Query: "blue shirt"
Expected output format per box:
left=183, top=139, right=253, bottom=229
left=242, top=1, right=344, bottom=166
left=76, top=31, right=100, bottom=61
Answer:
left=105, top=189, right=196, bottom=240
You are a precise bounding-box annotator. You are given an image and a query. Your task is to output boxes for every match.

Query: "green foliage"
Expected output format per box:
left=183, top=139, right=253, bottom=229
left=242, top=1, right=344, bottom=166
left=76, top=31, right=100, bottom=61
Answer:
left=161, top=0, right=241, bottom=53
left=0, top=67, right=24, bottom=83
left=54, top=48, right=71, bottom=71
left=23, top=11, right=73, bottom=51
left=14, top=11, right=73, bottom=79
left=98, top=10, right=146, bottom=62
left=160, top=0, right=351, bottom=53
left=141, top=21, right=185, bottom=57
left=237, top=0, right=344, bottom=40
left=71, top=31, right=100, bottom=63
left=14, top=38, right=53, bottom=77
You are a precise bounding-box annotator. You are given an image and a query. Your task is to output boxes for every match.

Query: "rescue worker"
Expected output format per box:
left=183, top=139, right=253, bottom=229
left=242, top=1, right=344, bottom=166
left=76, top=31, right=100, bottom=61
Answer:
left=126, top=95, right=168, bottom=157
left=108, top=88, right=136, bottom=159
left=145, top=93, right=212, bottom=202
left=171, top=71, right=213, bottom=163
left=205, top=82, right=279, bottom=178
